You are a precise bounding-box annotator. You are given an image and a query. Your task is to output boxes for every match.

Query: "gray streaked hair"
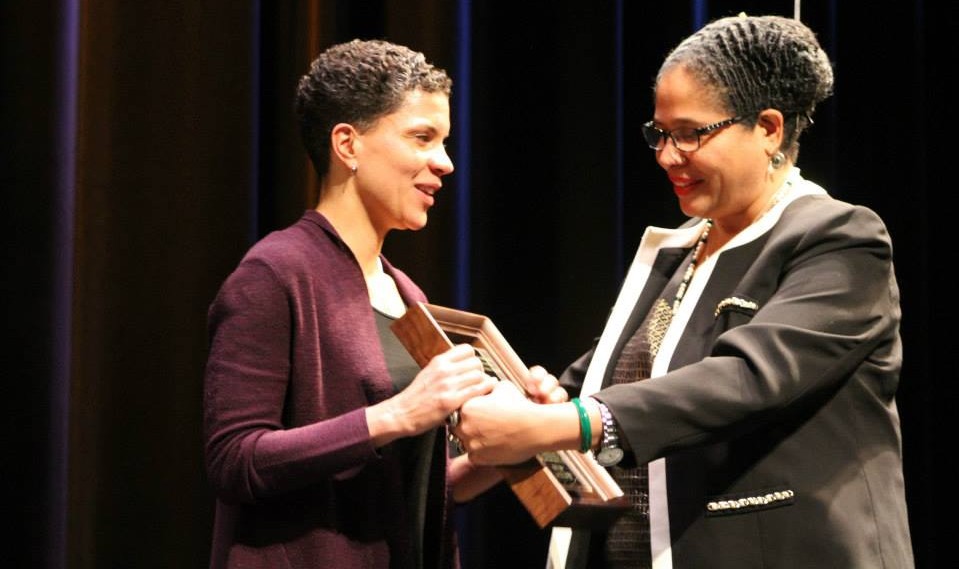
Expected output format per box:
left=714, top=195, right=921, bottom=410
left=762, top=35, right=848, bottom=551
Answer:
left=658, top=15, right=833, bottom=161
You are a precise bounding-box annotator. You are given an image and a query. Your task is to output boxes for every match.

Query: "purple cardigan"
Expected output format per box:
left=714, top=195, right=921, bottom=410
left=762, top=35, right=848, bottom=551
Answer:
left=203, top=210, right=457, bottom=568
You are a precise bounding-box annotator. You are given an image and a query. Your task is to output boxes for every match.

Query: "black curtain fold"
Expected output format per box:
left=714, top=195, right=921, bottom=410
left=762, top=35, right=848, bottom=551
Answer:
left=5, top=1, right=954, bottom=567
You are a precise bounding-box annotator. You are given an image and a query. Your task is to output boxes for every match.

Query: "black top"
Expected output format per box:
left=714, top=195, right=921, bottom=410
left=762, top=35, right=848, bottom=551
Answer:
left=374, top=308, right=438, bottom=569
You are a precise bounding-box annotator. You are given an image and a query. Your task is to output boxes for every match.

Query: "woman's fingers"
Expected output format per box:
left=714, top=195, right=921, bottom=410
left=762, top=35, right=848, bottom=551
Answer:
left=525, top=365, right=567, bottom=404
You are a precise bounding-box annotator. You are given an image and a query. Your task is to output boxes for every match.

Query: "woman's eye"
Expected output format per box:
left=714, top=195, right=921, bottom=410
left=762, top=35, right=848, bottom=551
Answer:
left=674, top=129, right=698, bottom=144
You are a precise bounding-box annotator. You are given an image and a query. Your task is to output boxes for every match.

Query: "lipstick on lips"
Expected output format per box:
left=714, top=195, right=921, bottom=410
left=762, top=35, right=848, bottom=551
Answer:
left=669, top=176, right=697, bottom=197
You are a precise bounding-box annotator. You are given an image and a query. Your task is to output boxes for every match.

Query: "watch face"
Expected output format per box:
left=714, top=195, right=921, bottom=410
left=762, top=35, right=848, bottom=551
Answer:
left=597, top=447, right=624, bottom=467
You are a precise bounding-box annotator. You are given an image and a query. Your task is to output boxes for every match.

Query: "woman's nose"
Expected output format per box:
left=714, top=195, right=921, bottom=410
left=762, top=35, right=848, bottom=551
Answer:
left=656, top=138, right=686, bottom=168
left=430, top=146, right=454, bottom=176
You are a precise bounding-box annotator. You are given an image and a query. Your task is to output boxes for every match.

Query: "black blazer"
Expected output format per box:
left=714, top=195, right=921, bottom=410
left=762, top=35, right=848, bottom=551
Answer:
left=554, top=181, right=913, bottom=568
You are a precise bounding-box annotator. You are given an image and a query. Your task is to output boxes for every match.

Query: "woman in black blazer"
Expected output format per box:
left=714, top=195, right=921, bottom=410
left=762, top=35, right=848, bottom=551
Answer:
left=454, top=14, right=914, bottom=569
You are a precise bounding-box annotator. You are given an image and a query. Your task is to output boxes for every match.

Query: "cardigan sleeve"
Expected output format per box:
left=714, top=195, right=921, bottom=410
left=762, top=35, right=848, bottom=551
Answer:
left=203, top=256, right=379, bottom=504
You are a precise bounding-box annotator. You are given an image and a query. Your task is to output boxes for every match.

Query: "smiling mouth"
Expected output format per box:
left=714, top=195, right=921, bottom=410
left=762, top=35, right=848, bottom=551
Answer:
left=671, top=179, right=698, bottom=195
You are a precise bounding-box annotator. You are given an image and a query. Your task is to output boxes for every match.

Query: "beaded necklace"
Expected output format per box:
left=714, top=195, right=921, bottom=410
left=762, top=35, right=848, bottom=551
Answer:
left=645, top=219, right=712, bottom=358
left=670, top=179, right=791, bottom=314
left=671, top=219, right=713, bottom=313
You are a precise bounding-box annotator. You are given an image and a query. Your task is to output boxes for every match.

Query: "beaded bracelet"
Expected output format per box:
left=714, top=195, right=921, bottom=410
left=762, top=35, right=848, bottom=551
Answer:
left=571, top=397, right=592, bottom=453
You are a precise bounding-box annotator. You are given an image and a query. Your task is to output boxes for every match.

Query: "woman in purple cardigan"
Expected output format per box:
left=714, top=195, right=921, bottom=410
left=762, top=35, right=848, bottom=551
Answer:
left=203, top=39, right=564, bottom=569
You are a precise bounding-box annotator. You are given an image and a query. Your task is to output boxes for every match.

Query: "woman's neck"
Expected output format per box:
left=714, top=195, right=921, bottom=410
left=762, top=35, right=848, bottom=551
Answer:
left=706, top=169, right=793, bottom=258
left=315, top=198, right=384, bottom=278
left=366, top=258, right=406, bottom=317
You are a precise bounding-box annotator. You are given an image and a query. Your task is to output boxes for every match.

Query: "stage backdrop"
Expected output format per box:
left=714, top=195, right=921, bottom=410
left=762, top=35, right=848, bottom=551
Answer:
left=5, top=1, right=955, bottom=567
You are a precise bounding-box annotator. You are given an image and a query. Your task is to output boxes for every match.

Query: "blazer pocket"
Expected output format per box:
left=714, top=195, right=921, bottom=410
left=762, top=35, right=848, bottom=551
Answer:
left=705, top=486, right=795, bottom=517
left=714, top=295, right=760, bottom=319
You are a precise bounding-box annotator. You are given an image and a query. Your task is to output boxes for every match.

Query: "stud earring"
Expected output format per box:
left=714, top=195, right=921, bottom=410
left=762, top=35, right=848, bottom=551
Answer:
left=351, top=164, right=358, bottom=174
left=769, top=151, right=786, bottom=170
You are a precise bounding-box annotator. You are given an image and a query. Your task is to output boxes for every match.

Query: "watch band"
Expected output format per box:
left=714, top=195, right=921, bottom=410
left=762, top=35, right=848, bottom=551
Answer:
left=595, top=401, right=624, bottom=466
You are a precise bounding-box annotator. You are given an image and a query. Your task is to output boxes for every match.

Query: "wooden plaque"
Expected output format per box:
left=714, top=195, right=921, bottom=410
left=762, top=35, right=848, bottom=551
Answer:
left=391, top=302, right=629, bottom=529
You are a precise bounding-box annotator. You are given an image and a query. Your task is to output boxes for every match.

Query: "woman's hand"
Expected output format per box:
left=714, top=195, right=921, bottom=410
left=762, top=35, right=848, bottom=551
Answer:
left=367, top=343, right=496, bottom=447
left=449, top=454, right=503, bottom=502
left=523, top=365, right=568, bottom=404
left=454, top=381, right=578, bottom=465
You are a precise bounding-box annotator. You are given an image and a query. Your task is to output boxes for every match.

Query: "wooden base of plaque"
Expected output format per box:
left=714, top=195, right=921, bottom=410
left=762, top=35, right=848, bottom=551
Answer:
left=391, top=302, right=629, bottom=529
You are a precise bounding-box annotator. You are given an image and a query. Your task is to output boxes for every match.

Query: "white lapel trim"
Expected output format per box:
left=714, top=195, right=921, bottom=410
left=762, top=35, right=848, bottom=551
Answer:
left=579, top=221, right=709, bottom=398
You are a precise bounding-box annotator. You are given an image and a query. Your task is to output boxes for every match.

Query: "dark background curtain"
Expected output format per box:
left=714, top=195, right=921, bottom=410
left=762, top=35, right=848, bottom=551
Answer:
left=5, top=0, right=954, bottom=567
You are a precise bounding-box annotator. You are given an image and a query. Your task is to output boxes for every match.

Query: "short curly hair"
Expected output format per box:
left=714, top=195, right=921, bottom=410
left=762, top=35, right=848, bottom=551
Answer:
left=658, top=15, right=834, bottom=161
left=295, top=39, right=452, bottom=179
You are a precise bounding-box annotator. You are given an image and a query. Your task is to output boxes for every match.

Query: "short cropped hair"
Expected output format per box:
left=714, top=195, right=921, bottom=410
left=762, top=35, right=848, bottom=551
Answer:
left=658, top=15, right=834, bottom=161
left=295, top=39, right=452, bottom=179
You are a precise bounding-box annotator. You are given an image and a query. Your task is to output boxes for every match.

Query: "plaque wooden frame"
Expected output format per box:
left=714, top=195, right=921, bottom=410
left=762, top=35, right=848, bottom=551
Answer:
left=391, top=302, right=629, bottom=529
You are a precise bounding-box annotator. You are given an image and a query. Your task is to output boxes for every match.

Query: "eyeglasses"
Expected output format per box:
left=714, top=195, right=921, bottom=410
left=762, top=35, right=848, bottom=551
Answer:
left=641, top=116, right=746, bottom=152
